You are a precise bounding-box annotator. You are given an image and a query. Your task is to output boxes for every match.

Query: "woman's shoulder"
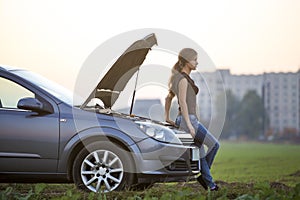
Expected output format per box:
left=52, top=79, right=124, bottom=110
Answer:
left=173, top=72, right=186, bottom=82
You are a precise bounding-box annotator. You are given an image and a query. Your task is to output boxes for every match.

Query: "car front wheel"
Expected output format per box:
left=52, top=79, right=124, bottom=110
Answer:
left=72, top=141, right=135, bottom=193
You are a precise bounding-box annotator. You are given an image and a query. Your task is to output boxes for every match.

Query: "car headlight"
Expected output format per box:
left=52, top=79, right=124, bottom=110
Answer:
left=135, top=121, right=182, bottom=144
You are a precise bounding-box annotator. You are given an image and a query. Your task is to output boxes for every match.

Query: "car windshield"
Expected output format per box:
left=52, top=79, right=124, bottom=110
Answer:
left=12, top=70, right=82, bottom=106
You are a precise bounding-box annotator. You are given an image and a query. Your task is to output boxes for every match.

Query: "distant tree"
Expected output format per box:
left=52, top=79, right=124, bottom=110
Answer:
left=217, top=90, right=240, bottom=139
left=236, top=90, right=264, bottom=139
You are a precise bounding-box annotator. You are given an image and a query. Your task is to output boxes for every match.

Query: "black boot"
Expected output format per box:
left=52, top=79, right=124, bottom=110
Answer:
left=210, top=184, right=219, bottom=191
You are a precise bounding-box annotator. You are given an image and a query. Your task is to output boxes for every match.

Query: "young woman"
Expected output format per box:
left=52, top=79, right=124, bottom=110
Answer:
left=165, top=48, right=220, bottom=191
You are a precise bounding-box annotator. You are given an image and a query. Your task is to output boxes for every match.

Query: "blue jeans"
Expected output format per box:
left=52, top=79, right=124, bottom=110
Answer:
left=175, top=115, right=220, bottom=188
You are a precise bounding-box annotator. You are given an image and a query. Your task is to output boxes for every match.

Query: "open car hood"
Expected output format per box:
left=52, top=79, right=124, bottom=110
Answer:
left=81, top=33, right=157, bottom=108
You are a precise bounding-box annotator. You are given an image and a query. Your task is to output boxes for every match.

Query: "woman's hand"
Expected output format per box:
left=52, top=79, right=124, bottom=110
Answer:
left=187, top=123, right=196, bottom=138
left=166, top=119, right=176, bottom=126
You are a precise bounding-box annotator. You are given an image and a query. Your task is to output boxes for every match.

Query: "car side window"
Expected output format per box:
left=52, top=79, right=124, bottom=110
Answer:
left=0, top=77, right=34, bottom=109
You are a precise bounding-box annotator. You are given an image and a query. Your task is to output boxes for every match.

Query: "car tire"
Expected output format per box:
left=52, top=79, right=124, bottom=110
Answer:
left=72, top=141, right=135, bottom=193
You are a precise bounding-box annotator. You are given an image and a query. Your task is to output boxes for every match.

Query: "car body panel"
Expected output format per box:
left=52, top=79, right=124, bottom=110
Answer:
left=0, top=70, right=60, bottom=173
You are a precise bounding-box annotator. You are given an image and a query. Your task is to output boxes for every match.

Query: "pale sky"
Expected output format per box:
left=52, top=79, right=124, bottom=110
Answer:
left=0, top=0, right=299, bottom=91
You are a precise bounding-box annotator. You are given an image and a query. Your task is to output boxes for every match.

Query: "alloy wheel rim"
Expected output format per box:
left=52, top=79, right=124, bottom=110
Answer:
left=80, top=150, right=124, bottom=193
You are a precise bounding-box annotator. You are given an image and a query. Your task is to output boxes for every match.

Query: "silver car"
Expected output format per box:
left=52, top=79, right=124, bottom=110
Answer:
left=0, top=33, right=200, bottom=193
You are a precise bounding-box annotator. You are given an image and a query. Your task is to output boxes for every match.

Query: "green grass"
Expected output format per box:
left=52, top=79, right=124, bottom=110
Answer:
left=1, top=142, right=300, bottom=199
left=212, top=142, right=300, bottom=186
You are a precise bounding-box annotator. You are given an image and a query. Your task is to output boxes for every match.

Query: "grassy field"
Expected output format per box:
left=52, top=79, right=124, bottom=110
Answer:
left=213, top=142, right=300, bottom=186
left=1, top=142, right=300, bottom=199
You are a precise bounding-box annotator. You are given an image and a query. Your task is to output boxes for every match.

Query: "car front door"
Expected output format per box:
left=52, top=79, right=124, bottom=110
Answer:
left=0, top=75, right=59, bottom=173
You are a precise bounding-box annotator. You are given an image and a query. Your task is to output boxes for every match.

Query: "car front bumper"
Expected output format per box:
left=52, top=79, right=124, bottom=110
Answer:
left=133, top=138, right=200, bottom=183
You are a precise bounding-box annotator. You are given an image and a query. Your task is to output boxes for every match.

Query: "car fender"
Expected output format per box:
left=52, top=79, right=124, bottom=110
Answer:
left=57, top=126, right=142, bottom=175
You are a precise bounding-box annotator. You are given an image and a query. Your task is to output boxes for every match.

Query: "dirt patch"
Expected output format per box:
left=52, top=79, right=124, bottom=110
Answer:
left=289, top=170, right=300, bottom=177
left=217, top=181, right=251, bottom=189
left=270, top=182, right=291, bottom=191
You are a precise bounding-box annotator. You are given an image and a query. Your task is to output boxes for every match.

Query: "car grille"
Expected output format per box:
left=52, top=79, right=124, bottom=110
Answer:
left=171, top=127, right=197, bottom=145
left=179, top=137, right=194, bottom=145
left=165, top=160, right=199, bottom=171
left=174, top=132, right=195, bottom=146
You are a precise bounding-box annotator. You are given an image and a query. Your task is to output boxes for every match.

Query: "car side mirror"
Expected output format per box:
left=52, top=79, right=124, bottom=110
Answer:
left=17, top=97, right=52, bottom=113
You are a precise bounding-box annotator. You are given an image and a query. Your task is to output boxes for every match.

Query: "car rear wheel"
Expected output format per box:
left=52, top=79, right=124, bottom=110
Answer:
left=72, top=141, right=135, bottom=193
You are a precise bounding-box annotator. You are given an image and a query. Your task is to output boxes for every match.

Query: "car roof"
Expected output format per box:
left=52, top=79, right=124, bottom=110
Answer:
left=0, top=65, right=19, bottom=72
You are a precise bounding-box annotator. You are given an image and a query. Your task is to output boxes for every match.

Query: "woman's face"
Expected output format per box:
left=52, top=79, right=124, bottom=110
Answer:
left=187, top=55, right=198, bottom=71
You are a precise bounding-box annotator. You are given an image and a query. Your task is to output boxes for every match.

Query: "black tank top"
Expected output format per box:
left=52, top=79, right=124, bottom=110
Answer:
left=170, top=72, right=199, bottom=115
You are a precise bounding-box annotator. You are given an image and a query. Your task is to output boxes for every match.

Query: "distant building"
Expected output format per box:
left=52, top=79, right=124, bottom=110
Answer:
left=218, top=70, right=263, bottom=100
left=263, top=72, right=300, bottom=135
left=192, top=70, right=264, bottom=125
left=191, top=71, right=225, bottom=124
left=193, top=69, right=300, bottom=136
